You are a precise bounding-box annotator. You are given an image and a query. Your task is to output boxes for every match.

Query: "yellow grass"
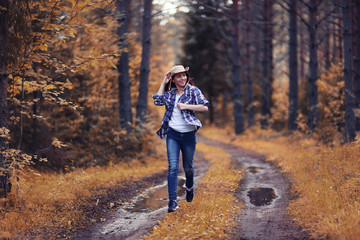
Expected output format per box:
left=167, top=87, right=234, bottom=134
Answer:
left=200, top=126, right=360, bottom=240
left=0, top=146, right=167, bottom=239
left=145, top=142, right=245, bottom=240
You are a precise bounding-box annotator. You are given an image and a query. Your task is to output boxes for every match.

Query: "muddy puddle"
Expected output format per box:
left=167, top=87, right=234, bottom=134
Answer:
left=247, top=187, right=277, bottom=206
left=247, top=166, right=265, bottom=174
left=123, top=178, right=186, bottom=213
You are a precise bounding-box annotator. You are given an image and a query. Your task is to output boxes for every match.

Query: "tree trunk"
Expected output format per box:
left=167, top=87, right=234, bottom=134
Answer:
left=307, top=0, right=319, bottom=132
left=116, top=0, right=133, bottom=133
left=221, top=91, right=229, bottom=125
left=331, top=14, right=338, bottom=63
left=231, top=0, right=245, bottom=134
left=261, top=0, right=272, bottom=128
left=31, top=91, right=39, bottom=153
left=136, top=0, right=152, bottom=126
left=288, top=0, right=298, bottom=131
left=322, top=3, right=333, bottom=70
left=299, top=3, right=306, bottom=81
left=244, top=0, right=254, bottom=127
left=338, top=17, right=343, bottom=62
left=343, top=0, right=355, bottom=142
left=208, top=94, right=214, bottom=124
left=324, top=25, right=331, bottom=70
left=0, top=0, right=11, bottom=198
left=268, top=0, right=274, bottom=116
left=354, top=0, right=360, bottom=131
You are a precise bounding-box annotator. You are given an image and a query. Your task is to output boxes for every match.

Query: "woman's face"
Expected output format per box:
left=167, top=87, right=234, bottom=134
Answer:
left=173, top=72, right=187, bottom=88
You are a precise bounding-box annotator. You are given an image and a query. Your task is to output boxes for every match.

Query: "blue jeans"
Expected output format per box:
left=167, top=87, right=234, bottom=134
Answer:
left=166, top=128, right=196, bottom=200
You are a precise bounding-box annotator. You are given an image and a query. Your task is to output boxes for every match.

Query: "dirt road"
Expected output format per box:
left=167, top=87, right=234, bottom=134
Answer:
left=197, top=135, right=310, bottom=240
left=72, top=151, right=209, bottom=240
left=73, top=136, right=309, bottom=239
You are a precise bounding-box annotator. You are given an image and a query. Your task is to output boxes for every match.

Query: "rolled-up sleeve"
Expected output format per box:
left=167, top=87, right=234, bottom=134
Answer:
left=193, top=88, right=210, bottom=107
left=152, top=93, right=166, bottom=106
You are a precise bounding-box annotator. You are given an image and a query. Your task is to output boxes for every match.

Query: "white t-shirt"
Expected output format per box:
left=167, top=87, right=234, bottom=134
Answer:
left=169, top=94, right=196, bottom=133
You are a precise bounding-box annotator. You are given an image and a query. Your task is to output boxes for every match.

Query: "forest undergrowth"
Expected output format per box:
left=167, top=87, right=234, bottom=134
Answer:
left=145, top=142, right=244, bottom=240
left=0, top=137, right=167, bottom=239
left=200, top=126, right=360, bottom=240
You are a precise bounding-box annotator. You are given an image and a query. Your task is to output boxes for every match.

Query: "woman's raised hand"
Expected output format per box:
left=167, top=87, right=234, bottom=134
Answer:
left=156, top=72, right=171, bottom=95
left=163, top=71, right=171, bottom=84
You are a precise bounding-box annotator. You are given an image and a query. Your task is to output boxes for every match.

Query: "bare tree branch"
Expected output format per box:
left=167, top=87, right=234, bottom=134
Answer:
left=317, top=5, right=338, bottom=26
left=275, top=0, right=290, bottom=11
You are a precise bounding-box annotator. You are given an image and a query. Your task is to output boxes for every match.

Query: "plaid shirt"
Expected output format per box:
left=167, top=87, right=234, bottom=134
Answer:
left=153, top=84, right=210, bottom=139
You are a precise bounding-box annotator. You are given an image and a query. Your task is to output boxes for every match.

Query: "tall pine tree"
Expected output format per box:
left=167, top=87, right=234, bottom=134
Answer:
left=288, top=0, right=298, bottom=130
left=136, top=0, right=152, bottom=125
left=0, top=0, right=10, bottom=197
left=343, top=0, right=355, bottom=142
left=116, top=0, right=133, bottom=133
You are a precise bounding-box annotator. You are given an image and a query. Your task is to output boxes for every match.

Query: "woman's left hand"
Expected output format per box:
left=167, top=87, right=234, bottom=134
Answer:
left=177, top=103, right=187, bottom=110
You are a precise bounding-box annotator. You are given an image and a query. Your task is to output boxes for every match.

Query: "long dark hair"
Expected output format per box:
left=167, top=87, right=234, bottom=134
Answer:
left=164, top=72, right=194, bottom=92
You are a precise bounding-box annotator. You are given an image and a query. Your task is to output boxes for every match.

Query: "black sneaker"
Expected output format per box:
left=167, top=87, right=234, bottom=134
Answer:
left=168, top=199, right=179, bottom=213
left=186, top=186, right=194, bottom=202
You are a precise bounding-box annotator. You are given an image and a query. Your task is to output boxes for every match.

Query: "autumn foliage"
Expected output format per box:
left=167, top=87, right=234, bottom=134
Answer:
left=2, top=0, right=169, bottom=174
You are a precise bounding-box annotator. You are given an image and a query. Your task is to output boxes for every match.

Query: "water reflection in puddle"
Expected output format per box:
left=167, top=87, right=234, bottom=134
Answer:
left=124, top=178, right=186, bottom=213
left=247, top=166, right=264, bottom=174
left=247, top=187, right=277, bottom=206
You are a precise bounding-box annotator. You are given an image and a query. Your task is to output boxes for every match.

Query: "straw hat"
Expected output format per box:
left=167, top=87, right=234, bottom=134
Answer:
left=170, top=65, right=189, bottom=78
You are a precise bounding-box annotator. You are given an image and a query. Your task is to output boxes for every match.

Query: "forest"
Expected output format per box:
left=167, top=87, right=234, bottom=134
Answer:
left=0, top=0, right=359, bottom=239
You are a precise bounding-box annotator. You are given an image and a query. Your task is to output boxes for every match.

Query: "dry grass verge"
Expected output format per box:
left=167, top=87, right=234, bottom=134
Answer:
left=0, top=149, right=167, bottom=239
left=145, top=142, right=245, bottom=240
left=200, top=126, right=360, bottom=240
